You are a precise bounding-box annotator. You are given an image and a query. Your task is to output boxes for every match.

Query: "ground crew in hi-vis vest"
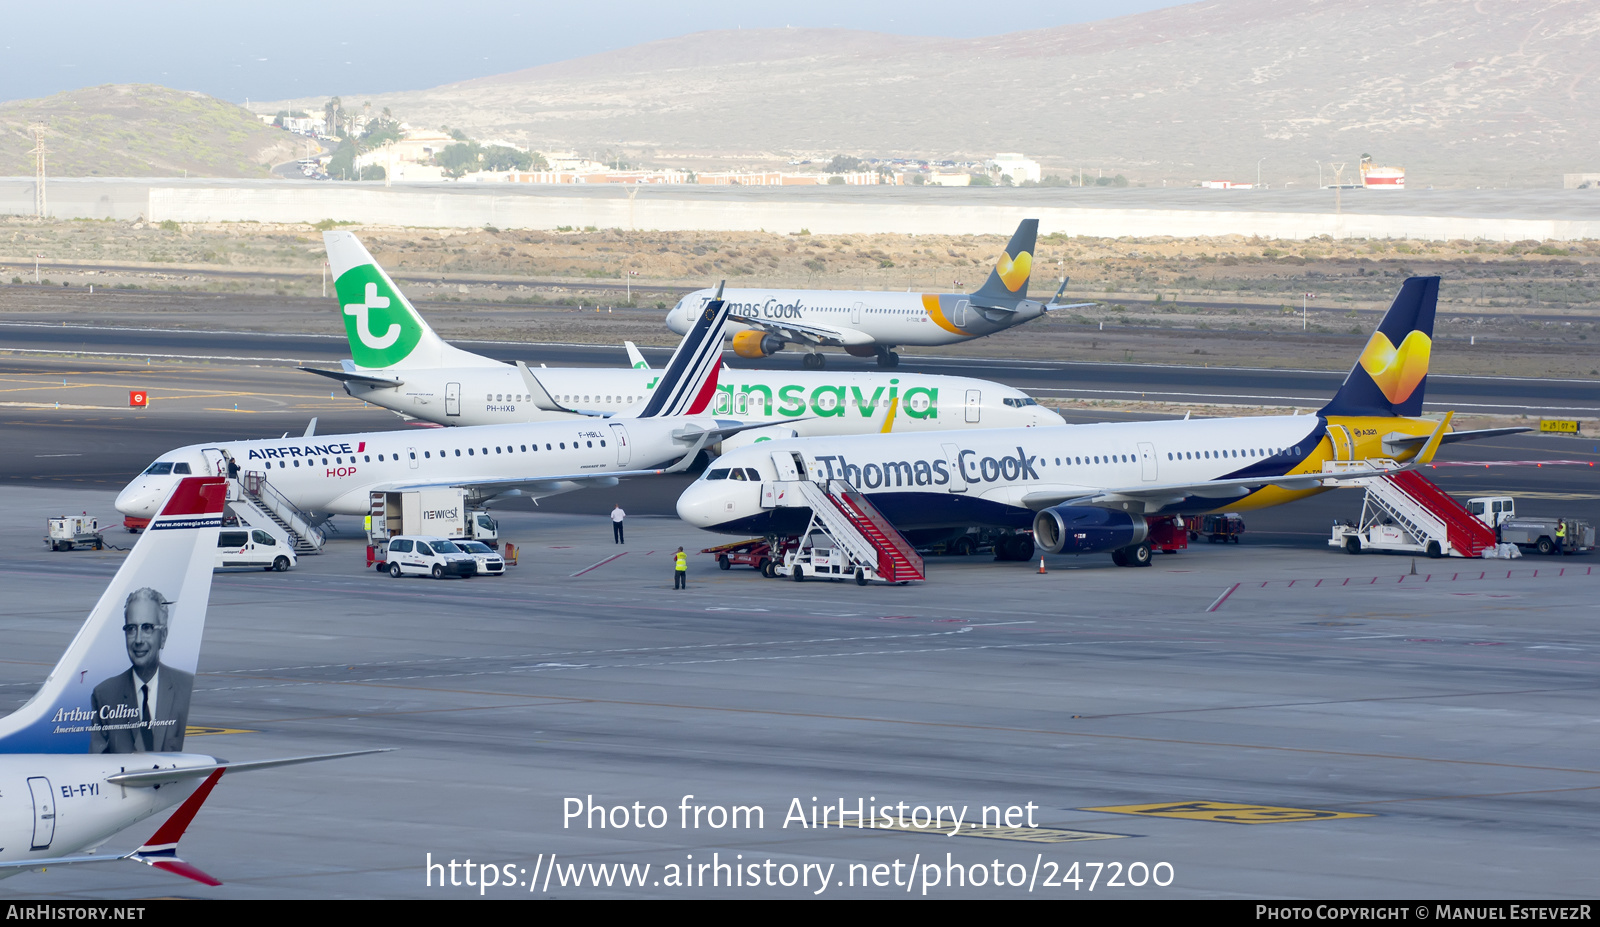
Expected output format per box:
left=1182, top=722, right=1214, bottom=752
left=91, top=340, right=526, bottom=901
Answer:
left=1555, top=519, right=1566, bottom=555
left=674, top=547, right=688, bottom=589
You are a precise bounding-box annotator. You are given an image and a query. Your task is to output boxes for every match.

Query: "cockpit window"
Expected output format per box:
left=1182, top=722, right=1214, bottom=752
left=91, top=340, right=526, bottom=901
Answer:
left=729, top=469, right=748, bottom=481
left=143, top=462, right=174, bottom=475
left=173, top=462, right=192, bottom=474
left=1003, top=397, right=1039, bottom=408
left=744, top=468, right=762, bottom=481
left=705, top=468, right=731, bottom=481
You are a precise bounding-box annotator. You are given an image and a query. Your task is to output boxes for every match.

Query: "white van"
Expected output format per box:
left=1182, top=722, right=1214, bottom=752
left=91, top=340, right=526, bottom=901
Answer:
left=456, top=539, right=506, bottom=576
left=382, top=536, right=478, bottom=579
left=216, top=528, right=296, bottom=572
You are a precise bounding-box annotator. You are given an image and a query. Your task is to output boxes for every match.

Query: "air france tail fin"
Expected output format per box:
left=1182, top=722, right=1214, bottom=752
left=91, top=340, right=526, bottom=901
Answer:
left=1319, top=276, right=1440, bottom=418
left=0, top=477, right=226, bottom=754
left=631, top=288, right=731, bottom=419
left=972, top=219, right=1039, bottom=300
left=324, top=232, right=499, bottom=371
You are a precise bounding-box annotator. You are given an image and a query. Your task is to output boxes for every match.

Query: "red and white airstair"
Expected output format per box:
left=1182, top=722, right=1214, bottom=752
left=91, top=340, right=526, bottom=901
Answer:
left=777, top=478, right=924, bottom=584
left=1328, top=462, right=1496, bottom=558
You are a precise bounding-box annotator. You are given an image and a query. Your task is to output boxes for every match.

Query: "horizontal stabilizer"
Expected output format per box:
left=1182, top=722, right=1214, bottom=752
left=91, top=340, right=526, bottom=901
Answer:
left=299, top=367, right=405, bottom=388
left=105, top=748, right=393, bottom=787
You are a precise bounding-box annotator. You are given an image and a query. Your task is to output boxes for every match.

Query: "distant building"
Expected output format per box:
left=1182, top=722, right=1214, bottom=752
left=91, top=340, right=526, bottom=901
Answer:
left=1200, top=180, right=1254, bottom=189
left=990, top=153, right=1041, bottom=184
left=1562, top=173, right=1600, bottom=190
left=1360, top=161, right=1405, bottom=190
left=928, top=173, right=972, bottom=186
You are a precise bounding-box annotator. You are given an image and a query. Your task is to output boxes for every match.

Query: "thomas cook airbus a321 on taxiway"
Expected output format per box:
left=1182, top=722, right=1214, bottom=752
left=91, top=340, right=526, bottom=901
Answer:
left=299, top=232, right=1061, bottom=444
left=664, top=219, right=1091, bottom=369
left=0, top=476, right=380, bottom=886
left=678, top=277, right=1528, bottom=566
left=116, top=290, right=749, bottom=521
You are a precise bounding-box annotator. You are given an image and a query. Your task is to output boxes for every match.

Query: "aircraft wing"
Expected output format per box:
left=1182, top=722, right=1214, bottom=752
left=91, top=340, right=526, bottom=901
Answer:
left=1019, top=471, right=1330, bottom=512
left=726, top=312, right=875, bottom=347
left=1382, top=427, right=1531, bottom=447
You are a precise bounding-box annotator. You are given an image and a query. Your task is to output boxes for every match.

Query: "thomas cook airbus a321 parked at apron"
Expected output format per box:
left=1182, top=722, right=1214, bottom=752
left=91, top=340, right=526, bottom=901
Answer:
left=299, top=232, right=1061, bottom=444
left=664, top=219, right=1092, bottom=369
left=678, top=277, right=1528, bottom=566
left=0, top=476, right=380, bottom=886
left=116, top=290, right=751, bottom=522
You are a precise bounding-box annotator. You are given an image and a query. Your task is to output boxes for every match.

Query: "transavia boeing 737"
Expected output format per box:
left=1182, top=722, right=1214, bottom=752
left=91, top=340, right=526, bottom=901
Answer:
left=665, top=219, right=1091, bottom=369
left=678, top=277, right=1526, bottom=565
left=117, top=291, right=746, bottom=520
left=300, top=232, right=1061, bottom=440
left=0, top=476, right=379, bottom=886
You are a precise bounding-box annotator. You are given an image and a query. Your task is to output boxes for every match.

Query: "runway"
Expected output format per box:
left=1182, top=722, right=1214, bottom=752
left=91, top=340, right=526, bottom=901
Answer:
left=3, top=320, right=1596, bottom=417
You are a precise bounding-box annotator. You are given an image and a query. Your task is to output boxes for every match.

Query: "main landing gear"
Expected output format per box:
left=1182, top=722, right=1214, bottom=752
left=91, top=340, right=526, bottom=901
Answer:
left=802, top=352, right=826, bottom=370
left=876, top=348, right=900, bottom=369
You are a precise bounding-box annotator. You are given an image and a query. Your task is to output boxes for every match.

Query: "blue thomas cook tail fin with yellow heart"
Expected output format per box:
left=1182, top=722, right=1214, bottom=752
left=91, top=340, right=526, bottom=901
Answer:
left=1320, top=276, right=1439, bottom=418
left=972, top=219, right=1039, bottom=301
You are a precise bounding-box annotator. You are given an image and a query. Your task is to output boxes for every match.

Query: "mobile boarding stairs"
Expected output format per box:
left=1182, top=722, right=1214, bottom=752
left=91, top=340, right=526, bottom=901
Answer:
left=227, top=471, right=327, bottom=555
left=1326, top=459, right=1501, bottom=559
left=763, top=454, right=923, bottom=585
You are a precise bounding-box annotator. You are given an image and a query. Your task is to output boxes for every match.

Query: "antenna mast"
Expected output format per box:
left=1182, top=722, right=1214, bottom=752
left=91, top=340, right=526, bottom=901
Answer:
left=28, top=124, right=48, bottom=218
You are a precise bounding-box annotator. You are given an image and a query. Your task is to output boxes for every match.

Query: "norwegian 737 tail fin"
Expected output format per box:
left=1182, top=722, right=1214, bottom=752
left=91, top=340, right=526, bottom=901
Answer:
left=0, top=477, right=226, bottom=754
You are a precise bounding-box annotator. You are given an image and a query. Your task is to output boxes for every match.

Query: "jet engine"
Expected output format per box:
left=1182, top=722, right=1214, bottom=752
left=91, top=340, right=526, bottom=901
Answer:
left=844, top=344, right=879, bottom=358
left=732, top=330, right=786, bottom=359
left=1032, top=505, right=1148, bottom=555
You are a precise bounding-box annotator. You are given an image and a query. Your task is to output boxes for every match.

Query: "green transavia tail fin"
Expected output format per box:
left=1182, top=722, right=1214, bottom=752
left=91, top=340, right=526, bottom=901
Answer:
left=324, top=232, right=498, bottom=371
left=972, top=219, right=1039, bottom=300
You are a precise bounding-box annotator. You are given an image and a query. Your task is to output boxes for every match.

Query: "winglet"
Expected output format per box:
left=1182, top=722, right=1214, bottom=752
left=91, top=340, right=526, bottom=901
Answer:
left=1415, top=411, right=1453, bottom=465
left=515, top=361, right=576, bottom=415
left=624, top=341, right=650, bottom=370
left=126, top=768, right=226, bottom=886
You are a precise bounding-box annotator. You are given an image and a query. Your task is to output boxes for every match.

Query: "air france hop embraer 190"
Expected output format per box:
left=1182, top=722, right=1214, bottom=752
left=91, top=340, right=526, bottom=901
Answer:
left=301, top=232, right=1061, bottom=445
left=117, top=291, right=744, bottom=520
left=680, top=277, right=1525, bottom=566
left=665, top=219, right=1091, bottom=369
left=0, top=476, right=378, bottom=886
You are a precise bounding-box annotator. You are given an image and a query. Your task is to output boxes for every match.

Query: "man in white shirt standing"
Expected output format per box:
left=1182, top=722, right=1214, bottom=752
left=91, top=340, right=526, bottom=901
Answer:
left=611, top=503, right=626, bottom=545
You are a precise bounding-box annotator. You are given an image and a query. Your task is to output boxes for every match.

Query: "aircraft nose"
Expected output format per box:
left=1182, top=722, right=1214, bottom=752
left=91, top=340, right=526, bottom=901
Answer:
left=675, top=480, right=727, bottom=529
left=1033, top=405, right=1066, bottom=426
left=115, top=480, right=163, bottom=518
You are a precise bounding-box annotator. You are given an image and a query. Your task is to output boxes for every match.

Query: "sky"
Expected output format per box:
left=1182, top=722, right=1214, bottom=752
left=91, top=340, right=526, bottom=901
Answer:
left=1, top=1, right=1192, bottom=104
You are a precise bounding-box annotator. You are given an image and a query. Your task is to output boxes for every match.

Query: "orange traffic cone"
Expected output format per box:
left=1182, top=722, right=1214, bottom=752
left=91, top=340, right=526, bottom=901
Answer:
left=1037, top=557, right=1047, bottom=574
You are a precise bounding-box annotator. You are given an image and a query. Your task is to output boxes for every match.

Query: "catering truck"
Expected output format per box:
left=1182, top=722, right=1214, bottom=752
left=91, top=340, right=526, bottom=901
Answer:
left=366, top=489, right=499, bottom=548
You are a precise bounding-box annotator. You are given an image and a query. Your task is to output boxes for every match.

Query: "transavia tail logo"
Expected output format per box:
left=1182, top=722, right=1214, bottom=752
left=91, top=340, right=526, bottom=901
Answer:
left=336, top=264, right=422, bottom=367
left=996, top=250, right=1032, bottom=292
left=1359, top=329, right=1431, bottom=404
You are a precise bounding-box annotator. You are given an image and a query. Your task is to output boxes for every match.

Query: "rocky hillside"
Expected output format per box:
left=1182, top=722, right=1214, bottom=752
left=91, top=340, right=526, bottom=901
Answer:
left=0, top=84, right=301, bottom=178
left=265, top=0, right=1600, bottom=186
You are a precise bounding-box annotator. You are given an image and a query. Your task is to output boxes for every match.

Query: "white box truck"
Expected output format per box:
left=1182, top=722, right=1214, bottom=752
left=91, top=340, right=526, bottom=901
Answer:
left=367, top=490, right=499, bottom=547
